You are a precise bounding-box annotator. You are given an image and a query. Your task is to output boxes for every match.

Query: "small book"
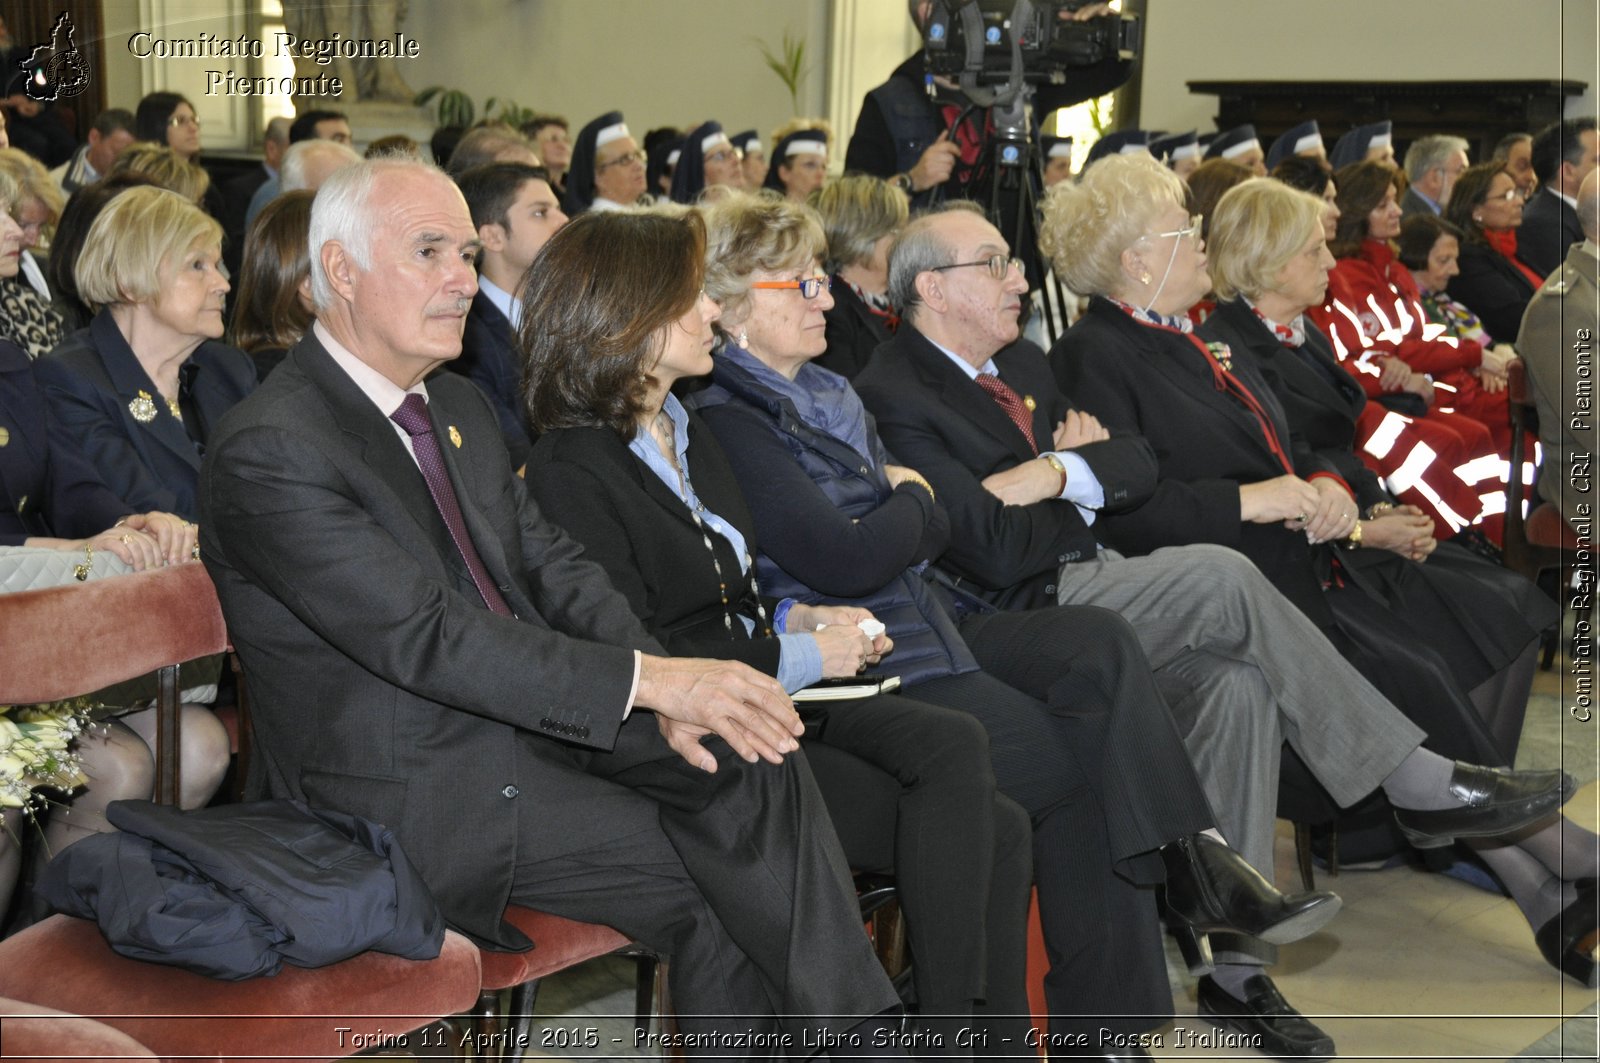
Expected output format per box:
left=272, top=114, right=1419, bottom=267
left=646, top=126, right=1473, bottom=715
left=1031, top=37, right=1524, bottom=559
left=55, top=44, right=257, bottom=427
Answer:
left=792, top=674, right=903, bottom=702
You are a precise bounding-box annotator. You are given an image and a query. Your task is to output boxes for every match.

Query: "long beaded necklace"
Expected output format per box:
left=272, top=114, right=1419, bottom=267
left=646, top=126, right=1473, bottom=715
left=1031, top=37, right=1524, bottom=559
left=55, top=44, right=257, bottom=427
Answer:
left=651, top=410, right=774, bottom=638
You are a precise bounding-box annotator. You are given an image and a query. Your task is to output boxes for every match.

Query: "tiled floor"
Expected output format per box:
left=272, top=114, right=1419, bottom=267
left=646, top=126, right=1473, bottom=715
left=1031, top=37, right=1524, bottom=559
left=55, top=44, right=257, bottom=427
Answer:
left=501, top=645, right=1600, bottom=1061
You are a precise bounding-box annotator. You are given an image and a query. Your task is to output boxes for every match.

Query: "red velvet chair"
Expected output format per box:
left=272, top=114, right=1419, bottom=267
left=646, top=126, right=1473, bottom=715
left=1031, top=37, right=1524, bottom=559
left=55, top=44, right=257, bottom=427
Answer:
left=0, top=565, right=483, bottom=1062
left=0, top=996, right=157, bottom=1062
left=1504, top=360, right=1583, bottom=668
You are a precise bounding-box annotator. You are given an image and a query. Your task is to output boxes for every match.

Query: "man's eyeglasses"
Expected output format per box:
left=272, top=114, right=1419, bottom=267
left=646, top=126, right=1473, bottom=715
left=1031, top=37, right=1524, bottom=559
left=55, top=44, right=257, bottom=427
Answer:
left=930, top=254, right=1025, bottom=280
left=597, top=149, right=645, bottom=170
left=751, top=276, right=832, bottom=299
left=1145, top=215, right=1203, bottom=246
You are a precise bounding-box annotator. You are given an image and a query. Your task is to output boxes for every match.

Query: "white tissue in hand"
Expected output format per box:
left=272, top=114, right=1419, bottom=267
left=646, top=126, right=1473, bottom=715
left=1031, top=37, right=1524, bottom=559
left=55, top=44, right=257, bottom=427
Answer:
left=857, top=618, right=886, bottom=640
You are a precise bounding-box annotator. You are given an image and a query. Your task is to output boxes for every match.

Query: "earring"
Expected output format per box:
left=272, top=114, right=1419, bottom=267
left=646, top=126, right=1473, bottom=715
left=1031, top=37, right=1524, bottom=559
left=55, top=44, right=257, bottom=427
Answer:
left=1473, top=214, right=1483, bottom=223
left=1138, top=271, right=1152, bottom=286
left=738, top=329, right=749, bottom=348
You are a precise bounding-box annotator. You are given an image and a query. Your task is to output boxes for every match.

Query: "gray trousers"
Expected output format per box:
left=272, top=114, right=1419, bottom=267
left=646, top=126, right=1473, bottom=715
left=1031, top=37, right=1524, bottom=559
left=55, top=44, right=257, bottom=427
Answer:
left=1056, top=543, right=1426, bottom=881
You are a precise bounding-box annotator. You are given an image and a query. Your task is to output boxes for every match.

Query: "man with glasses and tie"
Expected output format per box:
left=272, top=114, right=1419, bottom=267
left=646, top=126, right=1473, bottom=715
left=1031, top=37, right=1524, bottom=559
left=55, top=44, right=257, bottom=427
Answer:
left=198, top=157, right=909, bottom=1051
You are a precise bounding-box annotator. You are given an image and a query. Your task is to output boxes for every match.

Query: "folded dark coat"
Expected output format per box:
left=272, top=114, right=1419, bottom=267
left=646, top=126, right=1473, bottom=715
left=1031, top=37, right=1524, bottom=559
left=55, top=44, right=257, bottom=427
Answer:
left=37, top=798, right=444, bottom=980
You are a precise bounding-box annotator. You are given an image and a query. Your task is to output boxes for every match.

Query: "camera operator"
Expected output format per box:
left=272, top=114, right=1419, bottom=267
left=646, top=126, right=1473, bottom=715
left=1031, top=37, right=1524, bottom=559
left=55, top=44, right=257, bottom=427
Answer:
left=844, top=1, right=1131, bottom=205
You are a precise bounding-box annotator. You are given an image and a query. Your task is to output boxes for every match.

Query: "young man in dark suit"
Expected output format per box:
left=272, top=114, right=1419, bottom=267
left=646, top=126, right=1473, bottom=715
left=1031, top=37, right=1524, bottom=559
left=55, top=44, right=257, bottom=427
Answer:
left=853, top=204, right=1572, bottom=1062
left=198, top=158, right=906, bottom=1050
left=453, top=162, right=567, bottom=471
left=1520, top=117, right=1598, bottom=277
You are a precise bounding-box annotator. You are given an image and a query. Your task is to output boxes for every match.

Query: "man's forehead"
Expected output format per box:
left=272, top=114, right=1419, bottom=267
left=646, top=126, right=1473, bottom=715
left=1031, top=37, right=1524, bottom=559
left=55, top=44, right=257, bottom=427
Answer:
left=379, top=170, right=475, bottom=236
left=936, top=212, right=1008, bottom=254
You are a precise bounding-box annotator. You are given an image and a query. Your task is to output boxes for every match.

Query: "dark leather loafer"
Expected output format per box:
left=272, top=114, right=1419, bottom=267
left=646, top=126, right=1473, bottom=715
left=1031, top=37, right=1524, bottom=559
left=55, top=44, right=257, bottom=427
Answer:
left=1197, top=973, right=1334, bottom=1062
left=1162, top=834, right=1341, bottom=945
left=1536, top=878, right=1600, bottom=988
left=1393, top=763, right=1574, bottom=849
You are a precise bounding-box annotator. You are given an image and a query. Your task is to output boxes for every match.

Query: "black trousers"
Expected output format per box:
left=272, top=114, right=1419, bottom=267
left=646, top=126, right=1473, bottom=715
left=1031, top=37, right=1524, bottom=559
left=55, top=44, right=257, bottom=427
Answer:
left=506, top=715, right=901, bottom=1052
left=805, top=692, right=1034, bottom=1054
left=912, top=605, right=1215, bottom=1038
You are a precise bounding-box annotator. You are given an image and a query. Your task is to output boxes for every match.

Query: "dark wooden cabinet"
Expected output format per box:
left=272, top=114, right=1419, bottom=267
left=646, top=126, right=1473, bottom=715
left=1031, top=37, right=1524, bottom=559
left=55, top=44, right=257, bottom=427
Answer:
left=1187, top=79, right=1588, bottom=158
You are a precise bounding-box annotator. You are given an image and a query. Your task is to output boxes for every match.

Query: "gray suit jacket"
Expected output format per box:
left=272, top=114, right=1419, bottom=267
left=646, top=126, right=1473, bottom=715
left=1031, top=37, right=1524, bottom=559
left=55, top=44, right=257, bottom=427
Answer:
left=198, top=332, right=660, bottom=948
left=1516, top=242, right=1598, bottom=527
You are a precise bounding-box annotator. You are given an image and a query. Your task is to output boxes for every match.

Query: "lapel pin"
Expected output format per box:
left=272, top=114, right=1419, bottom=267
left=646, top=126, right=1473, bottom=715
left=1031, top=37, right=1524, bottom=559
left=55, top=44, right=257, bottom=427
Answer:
left=128, top=390, right=158, bottom=423
left=1023, top=395, right=1037, bottom=411
left=448, top=425, right=463, bottom=449
left=0, top=426, right=9, bottom=447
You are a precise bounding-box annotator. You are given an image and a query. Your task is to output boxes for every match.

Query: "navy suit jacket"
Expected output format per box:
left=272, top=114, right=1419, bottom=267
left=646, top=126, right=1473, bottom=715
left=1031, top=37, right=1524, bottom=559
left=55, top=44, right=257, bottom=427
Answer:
left=855, top=325, right=1157, bottom=611
left=1518, top=188, right=1583, bottom=278
left=0, top=339, right=131, bottom=544
left=450, top=291, right=534, bottom=470
left=36, top=312, right=256, bottom=521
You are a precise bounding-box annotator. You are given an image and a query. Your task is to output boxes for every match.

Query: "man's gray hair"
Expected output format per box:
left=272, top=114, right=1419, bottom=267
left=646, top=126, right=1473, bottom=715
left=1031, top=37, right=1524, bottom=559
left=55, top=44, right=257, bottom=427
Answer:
left=308, top=156, right=444, bottom=310
left=263, top=115, right=291, bottom=149
left=1403, top=134, right=1469, bottom=183
left=886, top=201, right=985, bottom=321
left=282, top=139, right=362, bottom=193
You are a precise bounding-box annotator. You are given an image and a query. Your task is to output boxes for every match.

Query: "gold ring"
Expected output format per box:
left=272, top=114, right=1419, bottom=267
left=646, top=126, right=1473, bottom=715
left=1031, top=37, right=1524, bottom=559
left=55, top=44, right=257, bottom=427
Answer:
left=1295, top=513, right=1307, bottom=523
left=191, top=545, right=201, bottom=560
left=120, top=534, right=132, bottom=545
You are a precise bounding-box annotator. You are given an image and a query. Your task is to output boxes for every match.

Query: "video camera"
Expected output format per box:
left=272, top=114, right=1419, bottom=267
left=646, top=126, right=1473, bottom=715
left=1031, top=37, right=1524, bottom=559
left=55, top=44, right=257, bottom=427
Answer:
left=922, top=0, right=1141, bottom=87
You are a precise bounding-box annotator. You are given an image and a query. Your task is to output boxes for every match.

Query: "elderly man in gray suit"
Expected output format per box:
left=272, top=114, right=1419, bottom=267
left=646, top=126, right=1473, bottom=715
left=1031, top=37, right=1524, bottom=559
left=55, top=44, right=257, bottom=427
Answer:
left=854, top=204, right=1572, bottom=1061
left=1518, top=166, right=1600, bottom=529
left=198, top=157, right=905, bottom=1052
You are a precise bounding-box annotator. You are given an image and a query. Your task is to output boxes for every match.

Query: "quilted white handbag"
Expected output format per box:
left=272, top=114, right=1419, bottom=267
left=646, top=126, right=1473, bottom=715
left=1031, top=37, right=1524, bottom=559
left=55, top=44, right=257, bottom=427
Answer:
left=0, top=545, right=134, bottom=595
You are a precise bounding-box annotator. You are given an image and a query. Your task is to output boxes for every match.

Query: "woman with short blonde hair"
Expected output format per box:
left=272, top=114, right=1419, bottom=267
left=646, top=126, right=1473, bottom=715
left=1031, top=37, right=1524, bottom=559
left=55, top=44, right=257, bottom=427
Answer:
left=1207, top=179, right=1325, bottom=302
left=37, top=186, right=254, bottom=521
left=1039, top=153, right=1187, bottom=301
left=105, top=143, right=211, bottom=204
left=809, top=174, right=908, bottom=377
left=700, top=192, right=827, bottom=328
left=0, top=148, right=66, bottom=354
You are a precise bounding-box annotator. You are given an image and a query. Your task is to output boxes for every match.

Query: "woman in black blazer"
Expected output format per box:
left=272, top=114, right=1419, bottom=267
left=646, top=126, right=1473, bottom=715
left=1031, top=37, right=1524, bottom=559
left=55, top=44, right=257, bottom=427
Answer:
left=1052, top=165, right=1592, bottom=987
left=812, top=175, right=905, bottom=379
left=1442, top=163, right=1542, bottom=344
left=521, top=207, right=1036, bottom=1053
left=35, top=186, right=255, bottom=521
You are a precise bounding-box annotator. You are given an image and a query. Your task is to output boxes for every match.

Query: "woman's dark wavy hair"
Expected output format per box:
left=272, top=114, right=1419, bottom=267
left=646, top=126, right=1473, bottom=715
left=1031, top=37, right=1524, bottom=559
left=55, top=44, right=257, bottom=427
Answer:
left=1271, top=156, right=1333, bottom=198
left=1329, top=160, right=1402, bottom=259
left=521, top=208, right=707, bottom=439
left=1442, top=162, right=1513, bottom=247
left=1396, top=212, right=1465, bottom=271
left=229, top=190, right=316, bottom=355
left=134, top=91, right=191, bottom=145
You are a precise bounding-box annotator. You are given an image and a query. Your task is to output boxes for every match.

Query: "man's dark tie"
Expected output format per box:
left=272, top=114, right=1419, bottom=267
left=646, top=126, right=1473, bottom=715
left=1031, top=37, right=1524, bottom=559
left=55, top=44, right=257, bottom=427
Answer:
left=390, top=393, right=514, bottom=616
left=974, top=372, right=1039, bottom=455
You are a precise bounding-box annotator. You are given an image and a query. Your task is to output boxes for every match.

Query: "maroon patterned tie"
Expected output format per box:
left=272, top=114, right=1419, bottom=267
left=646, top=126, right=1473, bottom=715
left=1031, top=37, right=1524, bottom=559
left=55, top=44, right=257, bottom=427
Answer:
left=390, top=394, right=514, bottom=617
left=974, top=373, right=1039, bottom=455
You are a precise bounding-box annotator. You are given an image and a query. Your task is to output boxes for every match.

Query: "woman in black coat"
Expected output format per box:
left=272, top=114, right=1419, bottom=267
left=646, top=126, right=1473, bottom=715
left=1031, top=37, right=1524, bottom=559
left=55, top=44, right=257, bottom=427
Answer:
left=1050, top=164, right=1592, bottom=987
left=1442, top=162, right=1543, bottom=344
left=812, top=175, right=906, bottom=379
left=519, top=207, right=1035, bottom=1054
left=34, top=187, right=255, bottom=521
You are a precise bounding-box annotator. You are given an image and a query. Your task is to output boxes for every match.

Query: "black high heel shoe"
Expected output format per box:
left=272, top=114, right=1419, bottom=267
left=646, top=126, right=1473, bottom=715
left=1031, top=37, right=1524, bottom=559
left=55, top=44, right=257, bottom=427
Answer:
left=1536, top=878, right=1599, bottom=988
left=1161, top=835, right=1341, bottom=947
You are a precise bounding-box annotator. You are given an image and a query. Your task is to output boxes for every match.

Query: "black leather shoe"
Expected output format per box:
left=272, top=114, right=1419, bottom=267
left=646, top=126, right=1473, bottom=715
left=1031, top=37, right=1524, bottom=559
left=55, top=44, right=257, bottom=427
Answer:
left=1536, top=878, right=1600, bottom=988
left=1161, top=834, right=1341, bottom=946
left=1393, top=763, right=1574, bottom=849
left=1197, top=973, right=1335, bottom=1062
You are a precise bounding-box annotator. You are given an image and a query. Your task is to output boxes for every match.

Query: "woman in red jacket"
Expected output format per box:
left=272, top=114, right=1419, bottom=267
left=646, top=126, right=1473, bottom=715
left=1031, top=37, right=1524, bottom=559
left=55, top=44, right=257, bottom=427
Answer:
left=1307, top=161, right=1514, bottom=537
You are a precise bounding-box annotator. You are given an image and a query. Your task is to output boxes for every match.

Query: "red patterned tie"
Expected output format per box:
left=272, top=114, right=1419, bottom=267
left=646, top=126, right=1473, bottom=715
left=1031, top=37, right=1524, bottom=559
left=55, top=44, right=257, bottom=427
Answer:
left=974, top=373, right=1039, bottom=455
left=390, top=394, right=514, bottom=617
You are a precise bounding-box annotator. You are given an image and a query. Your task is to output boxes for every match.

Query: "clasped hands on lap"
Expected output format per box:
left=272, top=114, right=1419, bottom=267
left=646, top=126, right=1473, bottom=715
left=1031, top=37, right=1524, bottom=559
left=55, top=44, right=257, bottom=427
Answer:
left=636, top=602, right=892, bottom=773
